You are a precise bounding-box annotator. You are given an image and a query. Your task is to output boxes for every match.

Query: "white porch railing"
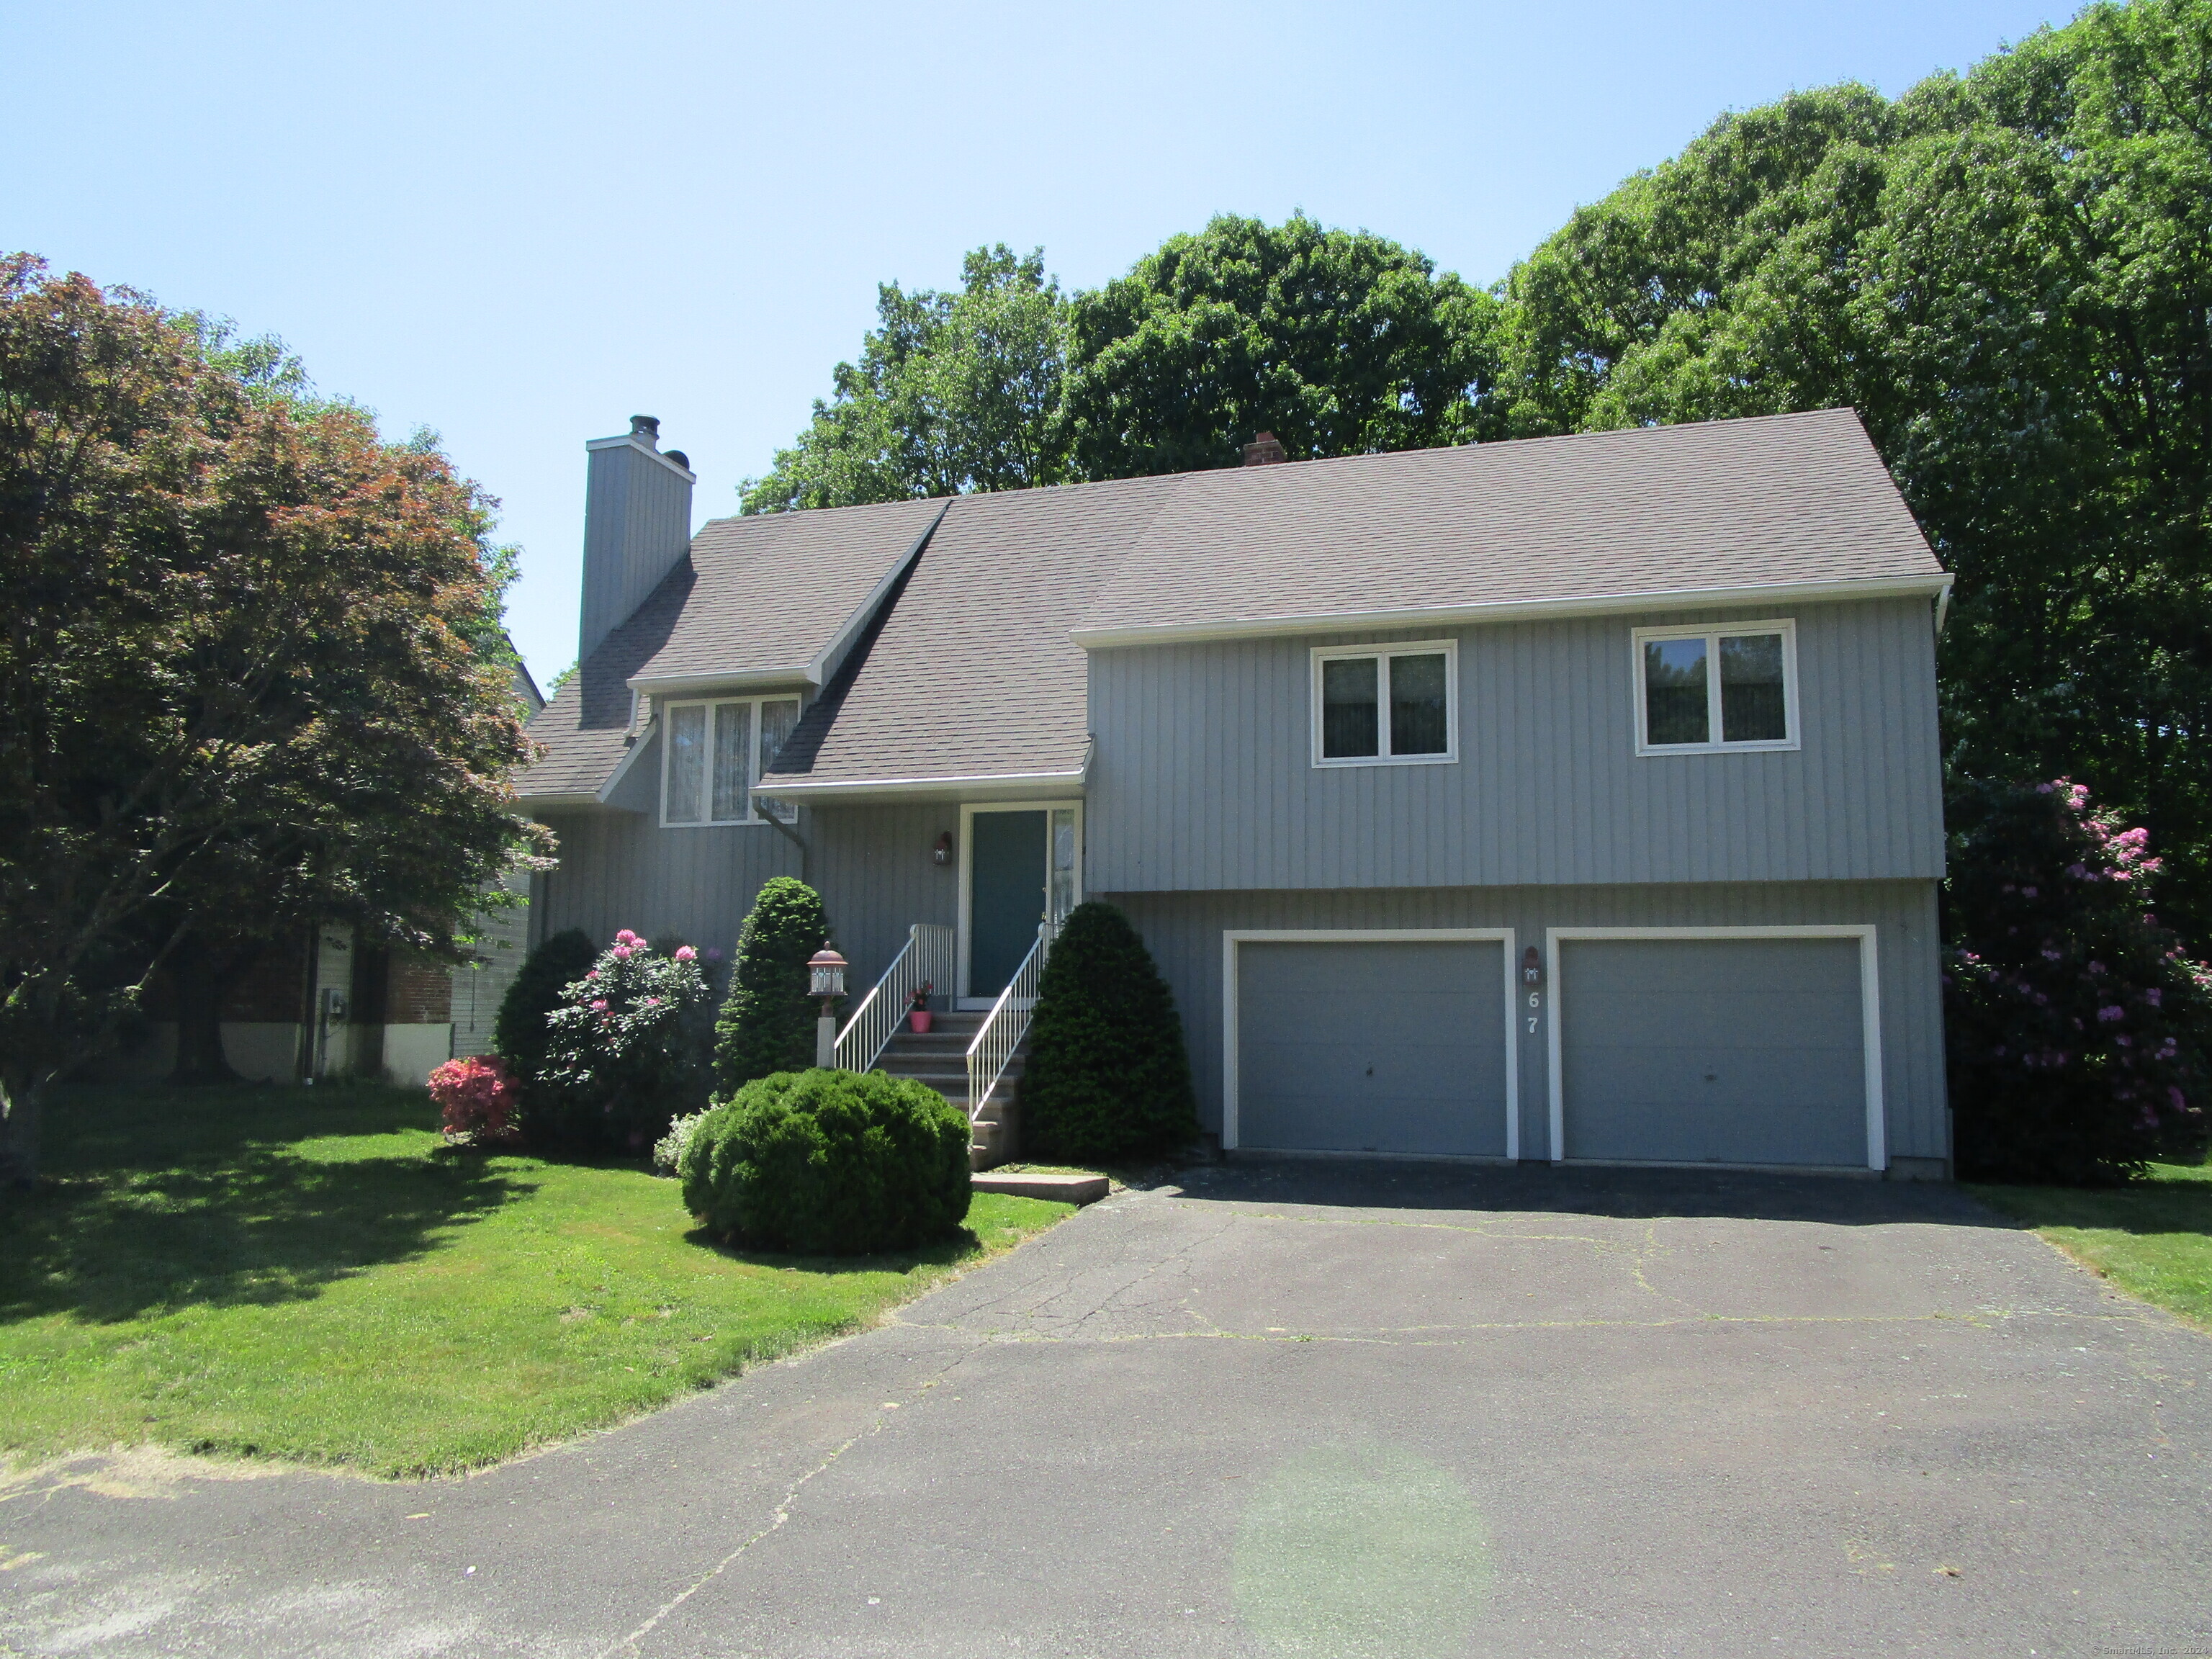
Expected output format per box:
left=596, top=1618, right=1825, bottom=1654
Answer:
left=966, top=920, right=1054, bottom=1119
left=833, top=923, right=955, bottom=1074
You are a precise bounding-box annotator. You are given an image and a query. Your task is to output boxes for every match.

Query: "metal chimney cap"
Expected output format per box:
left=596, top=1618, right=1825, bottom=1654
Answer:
left=629, top=415, right=661, bottom=444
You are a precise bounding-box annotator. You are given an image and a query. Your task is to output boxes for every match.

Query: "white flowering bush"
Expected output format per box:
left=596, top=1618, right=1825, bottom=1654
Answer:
left=535, top=930, right=716, bottom=1154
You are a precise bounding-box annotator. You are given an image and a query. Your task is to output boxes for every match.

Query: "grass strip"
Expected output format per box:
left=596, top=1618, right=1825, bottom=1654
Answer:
left=1969, top=1159, right=2212, bottom=1331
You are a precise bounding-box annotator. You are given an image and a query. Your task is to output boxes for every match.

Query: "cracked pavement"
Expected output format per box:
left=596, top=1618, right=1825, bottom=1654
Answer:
left=3, top=1161, right=2208, bottom=1658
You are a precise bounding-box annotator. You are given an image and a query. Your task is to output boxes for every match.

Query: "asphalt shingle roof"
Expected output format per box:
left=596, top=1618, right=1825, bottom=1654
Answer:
left=1073, top=408, right=1943, bottom=641
left=759, top=475, right=1186, bottom=790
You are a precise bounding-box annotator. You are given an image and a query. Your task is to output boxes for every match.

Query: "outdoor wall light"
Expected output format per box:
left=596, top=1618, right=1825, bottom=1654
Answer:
left=933, top=831, right=954, bottom=866
left=1521, top=945, right=1544, bottom=986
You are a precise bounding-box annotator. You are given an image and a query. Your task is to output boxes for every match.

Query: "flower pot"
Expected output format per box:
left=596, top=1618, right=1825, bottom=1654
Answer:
left=909, top=1010, right=933, bottom=1033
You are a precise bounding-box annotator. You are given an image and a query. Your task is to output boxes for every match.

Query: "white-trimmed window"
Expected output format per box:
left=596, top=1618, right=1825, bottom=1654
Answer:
left=660, top=696, right=801, bottom=825
left=1310, top=641, right=1458, bottom=767
left=1633, top=621, right=1798, bottom=755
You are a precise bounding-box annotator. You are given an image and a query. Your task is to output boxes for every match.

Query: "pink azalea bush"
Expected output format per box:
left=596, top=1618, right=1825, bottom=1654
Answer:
left=532, top=931, right=716, bottom=1154
left=427, top=1054, right=521, bottom=1146
left=1946, top=778, right=2211, bottom=1184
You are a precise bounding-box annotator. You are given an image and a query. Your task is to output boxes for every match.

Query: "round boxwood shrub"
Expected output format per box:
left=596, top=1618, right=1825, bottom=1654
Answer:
left=1018, top=901, right=1199, bottom=1164
left=680, top=1069, right=972, bottom=1254
left=493, top=927, right=597, bottom=1096
left=716, top=878, right=833, bottom=1091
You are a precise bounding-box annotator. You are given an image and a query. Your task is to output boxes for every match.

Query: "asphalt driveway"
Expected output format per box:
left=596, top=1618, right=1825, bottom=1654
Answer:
left=4, top=1161, right=2208, bottom=1658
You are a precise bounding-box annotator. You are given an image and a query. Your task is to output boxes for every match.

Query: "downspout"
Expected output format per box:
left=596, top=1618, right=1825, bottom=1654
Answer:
left=758, top=804, right=809, bottom=886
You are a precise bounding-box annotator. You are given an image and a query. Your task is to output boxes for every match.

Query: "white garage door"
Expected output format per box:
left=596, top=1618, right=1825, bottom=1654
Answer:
left=1233, top=938, right=1511, bottom=1157
left=1556, top=935, right=1874, bottom=1169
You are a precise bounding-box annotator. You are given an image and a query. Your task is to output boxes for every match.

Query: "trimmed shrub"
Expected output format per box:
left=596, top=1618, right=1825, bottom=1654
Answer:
left=1018, top=902, right=1199, bottom=1163
left=493, top=928, right=598, bottom=1094
left=1947, top=776, right=2212, bottom=1184
left=428, top=1054, right=521, bottom=1146
left=715, top=878, right=833, bottom=1090
left=680, top=1069, right=971, bottom=1254
left=534, top=931, right=716, bottom=1154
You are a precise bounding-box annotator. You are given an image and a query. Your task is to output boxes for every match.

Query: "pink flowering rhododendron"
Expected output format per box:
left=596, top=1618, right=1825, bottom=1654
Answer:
left=1946, top=776, right=2210, bottom=1184
left=428, top=1055, right=521, bottom=1146
left=531, top=931, right=716, bottom=1154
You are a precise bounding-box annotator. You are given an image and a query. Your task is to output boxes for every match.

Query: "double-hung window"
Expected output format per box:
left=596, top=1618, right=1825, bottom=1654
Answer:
left=1633, top=621, right=1797, bottom=754
left=661, top=695, right=801, bottom=825
left=1310, top=641, right=1457, bottom=767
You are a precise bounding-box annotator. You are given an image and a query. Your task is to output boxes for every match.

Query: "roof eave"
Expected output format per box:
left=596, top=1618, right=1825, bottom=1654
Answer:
left=627, top=666, right=818, bottom=696
left=754, top=765, right=1088, bottom=806
left=1070, top=572, right=1952, bottom=649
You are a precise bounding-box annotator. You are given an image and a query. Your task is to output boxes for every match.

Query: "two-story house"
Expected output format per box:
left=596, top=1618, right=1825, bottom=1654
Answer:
left=519, top=409, right=1952, bottom=1177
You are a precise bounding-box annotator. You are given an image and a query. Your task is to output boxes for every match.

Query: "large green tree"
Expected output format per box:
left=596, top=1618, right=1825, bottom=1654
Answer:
left=0, top=255, right=547, bottom=1182
left=1064, top=212, right=1500, bottom=477
left=740, top=246, right=1070, bottom=513
left=1491, top=0, right=2212, bottom=940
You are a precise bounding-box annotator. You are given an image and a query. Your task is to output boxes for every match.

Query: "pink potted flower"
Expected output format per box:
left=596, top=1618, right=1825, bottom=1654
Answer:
left=909, top=981, right=934, bottom=1033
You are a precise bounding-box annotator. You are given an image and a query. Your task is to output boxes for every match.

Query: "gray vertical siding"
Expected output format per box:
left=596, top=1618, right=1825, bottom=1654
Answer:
left=580, top=441, right=693, bottom=664
left=810, top=801, right=963, bottom=992
left=1086, top=597, right=1943, bottom=893
left=1107, top=879, right=1946, bottom=1165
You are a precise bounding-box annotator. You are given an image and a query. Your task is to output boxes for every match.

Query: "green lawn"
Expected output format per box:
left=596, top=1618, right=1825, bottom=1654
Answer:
left=1971, top=1159, right=2212, bottom=1331
left=0, top=1084, right=1073, bottom=1478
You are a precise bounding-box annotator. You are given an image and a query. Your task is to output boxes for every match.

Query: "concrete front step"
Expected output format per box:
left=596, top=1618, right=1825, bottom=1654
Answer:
left=971, top=1171, right=1108, bottom=1205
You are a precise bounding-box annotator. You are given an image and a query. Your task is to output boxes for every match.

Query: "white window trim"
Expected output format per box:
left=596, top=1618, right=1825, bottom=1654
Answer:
left=1308, top=639, right=1460, bottom=768
left=956, top=800, right=1083, bottom=1010
left=1631, top=619, right=1799, bottom=756
left=1543, top=925, right=1885, bottom=1172
left=1220, top=930, right=1519, bottom=1159
left=657, top=693, right=804, bottom=828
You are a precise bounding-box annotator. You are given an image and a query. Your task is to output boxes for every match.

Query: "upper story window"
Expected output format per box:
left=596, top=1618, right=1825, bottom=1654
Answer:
left=1310, top=641, right=1458, bottom=767
left=661, top=695, right=801, bottom=825
left=1633, top=621, right=1798, bottom=755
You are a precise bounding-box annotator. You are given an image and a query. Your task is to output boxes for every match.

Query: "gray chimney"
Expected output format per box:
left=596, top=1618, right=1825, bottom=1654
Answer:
left=1241, top=431, right=1287, bottom=466
left=579, top=415, right=696, bottom=663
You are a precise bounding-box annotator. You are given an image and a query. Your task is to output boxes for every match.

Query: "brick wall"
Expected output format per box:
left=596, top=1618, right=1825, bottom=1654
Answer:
left=385, top=950, right=453, bottom=1025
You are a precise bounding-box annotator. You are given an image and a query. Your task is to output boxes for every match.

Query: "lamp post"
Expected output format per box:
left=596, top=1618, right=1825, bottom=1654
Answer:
left=809, top=947, right=848, bottom=1069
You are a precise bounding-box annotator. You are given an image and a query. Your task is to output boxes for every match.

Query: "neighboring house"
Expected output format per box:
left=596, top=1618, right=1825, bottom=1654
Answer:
left=520, top=410, right=1953, bottom=1177
left=104, top=657, right=546, bottom=1089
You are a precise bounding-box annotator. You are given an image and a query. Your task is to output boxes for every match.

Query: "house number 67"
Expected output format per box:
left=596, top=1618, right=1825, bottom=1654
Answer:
left=1527, top=989, right=1540, bottom=1035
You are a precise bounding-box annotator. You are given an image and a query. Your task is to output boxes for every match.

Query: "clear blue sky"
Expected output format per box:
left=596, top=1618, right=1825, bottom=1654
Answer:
left=8, top=0, right=2069, bottom=685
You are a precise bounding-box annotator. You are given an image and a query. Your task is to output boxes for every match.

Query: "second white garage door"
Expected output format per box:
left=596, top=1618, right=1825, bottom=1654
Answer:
left=1232, top=938, right=1512, bottom=1157
left=1554, top=933, right=1876, bottom=1169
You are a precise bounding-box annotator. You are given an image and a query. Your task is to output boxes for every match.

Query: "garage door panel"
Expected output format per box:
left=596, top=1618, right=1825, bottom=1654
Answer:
left=1561, top=938, right=1867, bottom=1168
left=1238, top=942, right=1507, bottom=1157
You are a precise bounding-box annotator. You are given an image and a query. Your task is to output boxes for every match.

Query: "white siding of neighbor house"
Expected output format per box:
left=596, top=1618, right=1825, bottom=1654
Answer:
left=1085, top=597, right=1943, bottom=894
left=1108, top=878, right=1946, bottom=1165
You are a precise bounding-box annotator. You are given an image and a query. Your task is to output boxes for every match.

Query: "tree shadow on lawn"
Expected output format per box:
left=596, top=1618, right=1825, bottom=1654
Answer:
left=1967, top=1161, right=2212, bottom=1239
left=0, top=1084, right=532, bottom=1326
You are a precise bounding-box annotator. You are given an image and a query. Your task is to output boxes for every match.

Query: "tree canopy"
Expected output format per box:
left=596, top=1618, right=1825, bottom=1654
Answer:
left=739, top=246, right=1070, bottom=513
left=0, top=254, right=546, bottom=1180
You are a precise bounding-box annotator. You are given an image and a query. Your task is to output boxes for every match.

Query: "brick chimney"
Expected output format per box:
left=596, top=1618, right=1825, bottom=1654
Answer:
left=579, top=415, right=696, bottom=664
left=1241, top=431, right=1288, bottom=467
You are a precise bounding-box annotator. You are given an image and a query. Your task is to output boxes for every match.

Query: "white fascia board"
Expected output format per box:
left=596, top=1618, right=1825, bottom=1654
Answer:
left=1069, top=572, right=1954, bottom=649
left=594, top=727, right=653, bottom=804
left=584, top=433, right=697, bottom=484
left=753, top=768, right=1087, bottom=804
left=627, top=667, right=815, bottom=696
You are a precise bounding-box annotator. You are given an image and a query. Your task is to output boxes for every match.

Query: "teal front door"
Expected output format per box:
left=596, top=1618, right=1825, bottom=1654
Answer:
left=968, top=809, right=1048, bottom=1000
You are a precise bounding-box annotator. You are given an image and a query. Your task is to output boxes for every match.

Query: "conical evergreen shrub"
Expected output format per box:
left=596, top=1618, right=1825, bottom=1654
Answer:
left=493, top=927, right=596, bottom=1090
left=1018, top=902, right=1199, bottom=1163
left=716, top=878, right=833, bottom=1090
